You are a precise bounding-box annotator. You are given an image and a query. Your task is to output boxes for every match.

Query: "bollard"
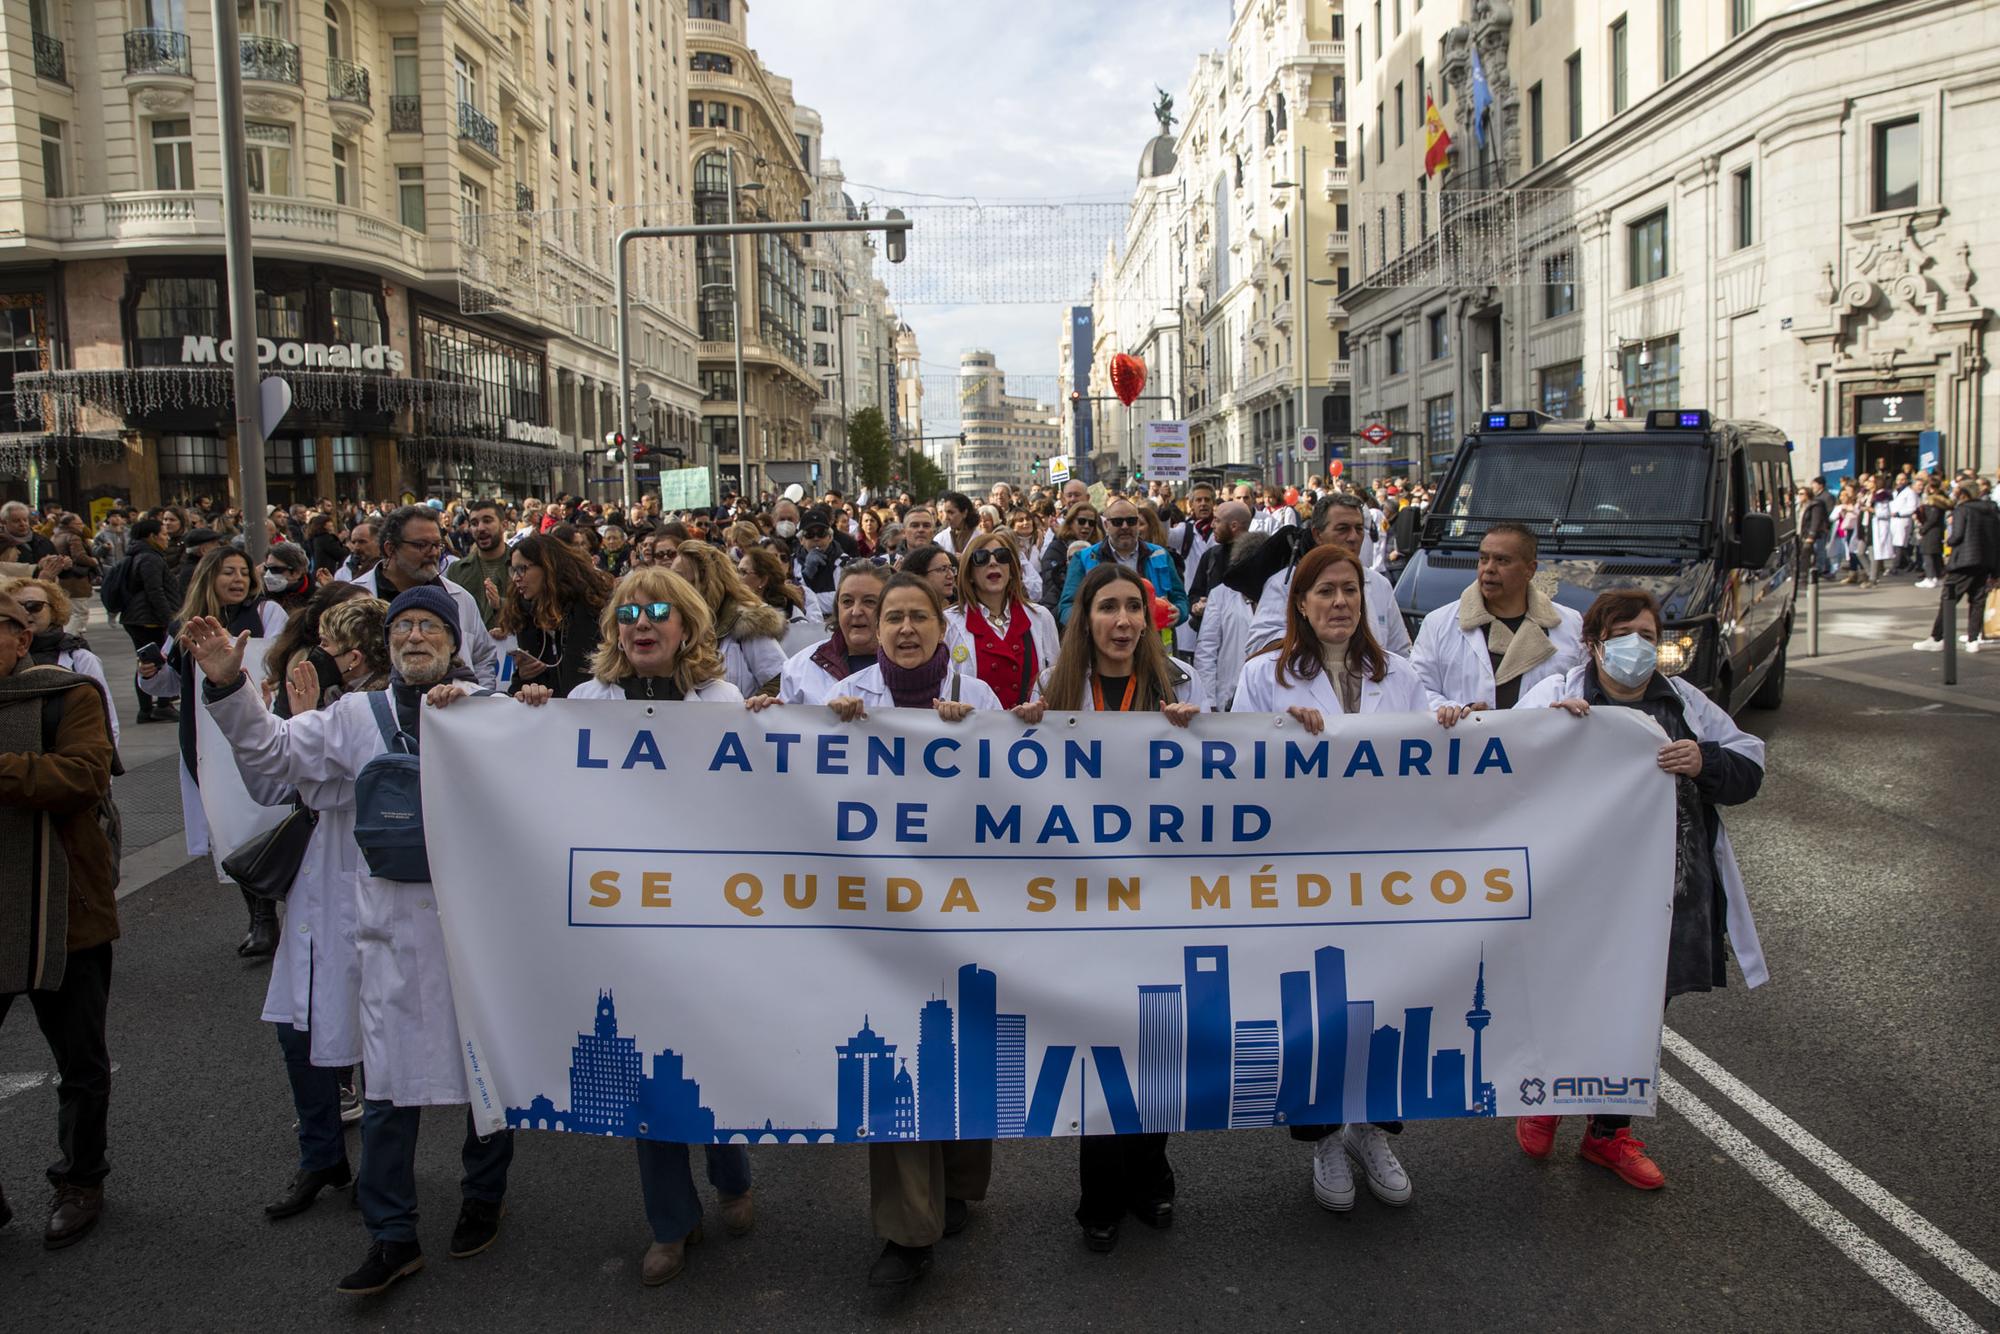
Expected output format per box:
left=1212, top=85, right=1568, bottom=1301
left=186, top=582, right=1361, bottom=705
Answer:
left=1807, top=572, right=1819, bottom=658
left=1942, top=583, right=1958, bottom=687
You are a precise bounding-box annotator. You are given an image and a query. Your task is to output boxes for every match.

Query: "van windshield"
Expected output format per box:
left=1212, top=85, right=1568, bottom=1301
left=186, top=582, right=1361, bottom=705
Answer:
left=1424, top=436, right=1711, bottom=551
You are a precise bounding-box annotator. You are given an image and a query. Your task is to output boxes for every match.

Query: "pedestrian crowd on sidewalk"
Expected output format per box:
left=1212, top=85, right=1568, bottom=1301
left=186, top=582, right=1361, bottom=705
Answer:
left=4, top=464, right=1767, bottom=1295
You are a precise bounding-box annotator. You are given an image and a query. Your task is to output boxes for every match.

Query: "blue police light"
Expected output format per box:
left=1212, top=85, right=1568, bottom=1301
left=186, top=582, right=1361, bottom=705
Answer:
left=1484, top=413, right=1510, bottom=429
left=1646, top=409, right=1710, bottom=430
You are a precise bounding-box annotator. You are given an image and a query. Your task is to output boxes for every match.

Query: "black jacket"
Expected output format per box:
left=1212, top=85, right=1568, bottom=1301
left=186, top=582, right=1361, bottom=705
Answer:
left=1188, top=539, right=1232, bottom=612
left=1038, top=538, right=1072, bottom=615
left=1798, top=492, right=1832, bottom=541
left=1918, top=502, right=1948, bottom=557
left=1945, top=497, right=2000, bottom=574
left=124, top=542, right=179, bottom=628
left=507, top=598, right=604, bottom=700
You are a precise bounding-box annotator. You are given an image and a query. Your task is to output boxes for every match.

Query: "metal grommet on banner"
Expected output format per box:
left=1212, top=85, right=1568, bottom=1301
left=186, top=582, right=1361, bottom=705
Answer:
left=1066, top=715, right=1078, bottom=726
left=638, top=1121, right=650, bottom=1135
left=1274, top=716, right=1286, bottom=727
left=645, top=705, right=656, bottom=716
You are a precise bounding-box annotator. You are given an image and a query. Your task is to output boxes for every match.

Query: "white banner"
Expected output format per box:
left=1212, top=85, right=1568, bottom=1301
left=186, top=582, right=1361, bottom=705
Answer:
left=424, top=703, right=1675, bottom=1144
left=196, top=640, right=287, bottom=878
left=1143, top=422, right=1190, bottom=482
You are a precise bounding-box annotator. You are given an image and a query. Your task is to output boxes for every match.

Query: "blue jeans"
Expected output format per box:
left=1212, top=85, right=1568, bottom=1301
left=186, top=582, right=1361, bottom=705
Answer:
left=274, top=1022, right=347, bottom=1173
left=356, top=1101, right=515, bottom=1243
left=636, top=1139, right=750, bottom=1243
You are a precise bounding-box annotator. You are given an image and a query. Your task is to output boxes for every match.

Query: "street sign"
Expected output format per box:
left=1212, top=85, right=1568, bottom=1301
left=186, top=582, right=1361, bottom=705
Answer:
left=1143, top=421, right=1190, bottom=482
left=1359, top=422, right=1391, bottom=447
left=1299, top=431, right=1319, bottom=456
left=1358, top=445, right=1394, bottom=456
left=1050, top=455, right=1073, bottom=484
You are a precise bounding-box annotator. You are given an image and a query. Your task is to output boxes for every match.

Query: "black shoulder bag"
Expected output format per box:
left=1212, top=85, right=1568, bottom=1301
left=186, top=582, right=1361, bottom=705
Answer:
left=221, top=798, right=318, bottom=902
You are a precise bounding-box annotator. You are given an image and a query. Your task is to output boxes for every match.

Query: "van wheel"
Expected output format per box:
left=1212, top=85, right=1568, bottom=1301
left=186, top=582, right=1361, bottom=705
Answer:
left=1749, top=641, right=1786, bottom=710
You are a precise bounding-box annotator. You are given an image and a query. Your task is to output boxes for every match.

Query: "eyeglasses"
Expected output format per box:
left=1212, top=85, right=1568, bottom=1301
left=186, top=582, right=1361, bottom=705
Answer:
left=966, top=548, right=1013, bottom=567
left=1105, top=515, right=1141, bottom=528
left=396, top=539, right=443, bottom=554
left=389, top=617, right=449, bottom=639
left=614, top=600, right=674, bottom=625
left=16, top=599, right=48, bottom=613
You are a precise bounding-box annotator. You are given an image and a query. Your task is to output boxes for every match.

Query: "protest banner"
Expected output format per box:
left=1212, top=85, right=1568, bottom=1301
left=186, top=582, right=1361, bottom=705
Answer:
left=423, top=703, right=1674, bottom=1144
left=1143, top=422, right=1190, bottom=482
left=196, top=639, right=287, bottom=879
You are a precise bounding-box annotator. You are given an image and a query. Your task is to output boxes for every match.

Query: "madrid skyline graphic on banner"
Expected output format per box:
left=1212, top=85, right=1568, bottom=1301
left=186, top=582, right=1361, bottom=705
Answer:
left=504, top=943, right=1500, bottom=1143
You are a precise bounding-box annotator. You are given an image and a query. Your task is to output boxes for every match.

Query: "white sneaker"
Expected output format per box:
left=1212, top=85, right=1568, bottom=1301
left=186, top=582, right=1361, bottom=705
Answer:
left=1341, top=1124, right=1413, bottom=1206
left=1913, top=638, right=1943, bottom=652
left=1311, top=1133, right=1356, bottom=1211
left=1968, top=640, right=1984, bottom=655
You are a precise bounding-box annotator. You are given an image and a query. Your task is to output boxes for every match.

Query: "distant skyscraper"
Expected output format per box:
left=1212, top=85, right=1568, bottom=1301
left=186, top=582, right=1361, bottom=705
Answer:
left=958, top=964, right=998, bottom=1138
left=1277, top=970, right=1314, bottom=1120
left=892, top=1061, right=916, bottom=1140
left=1137, top=984, right=1184, bottom=1133
left=995, top=1014, right=1027, bottom=1137
left=1184, top=946, right=1232, bottom=1131
left=918, top=996, right=957, bottom=1141
left=1401, top=1007, right=1434, bottom=1119
left=1312, top=946, right=1350, bottom=1121
left=1366, top=1023, right=1401, bottom=1122
left=638, top=1047, right=718, bottom=1143
left=1343, top=999, right=1373, bottom=1121
left=1229, top=1020, right=1281, bottom=1127
left=1430, top=1049, right=1469, bottom=1117
left=1466, top=950, right=1496, bottom=1117
left=570, top=991, right=643, bottom=1135
left=836, top=1016, right=895, bottom=1140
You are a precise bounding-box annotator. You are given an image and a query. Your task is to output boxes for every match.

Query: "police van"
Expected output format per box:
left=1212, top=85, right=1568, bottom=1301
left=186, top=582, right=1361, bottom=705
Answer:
left=1391, top=409, right=1797, bottom=713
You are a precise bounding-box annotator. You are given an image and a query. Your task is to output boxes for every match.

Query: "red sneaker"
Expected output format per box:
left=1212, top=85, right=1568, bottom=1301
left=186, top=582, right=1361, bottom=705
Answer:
left=1579, top=1127, right=1666, bottom=1190
left=1514, top=1115, right=1561, bottom=1159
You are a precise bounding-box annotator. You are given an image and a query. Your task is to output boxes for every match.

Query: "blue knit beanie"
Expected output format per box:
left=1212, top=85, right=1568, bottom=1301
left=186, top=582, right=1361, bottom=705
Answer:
left=385, top=585, right=462, bottom=650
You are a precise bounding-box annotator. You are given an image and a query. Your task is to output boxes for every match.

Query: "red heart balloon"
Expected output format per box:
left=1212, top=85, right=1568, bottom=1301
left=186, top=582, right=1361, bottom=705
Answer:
left=1329, top=458, right=1345, bottom=479
left=1110, top=353, right=1148, bottom=407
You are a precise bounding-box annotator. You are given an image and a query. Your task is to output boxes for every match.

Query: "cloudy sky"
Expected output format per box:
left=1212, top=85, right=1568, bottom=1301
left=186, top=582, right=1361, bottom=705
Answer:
left=746, top=0, right=1225, bottom=406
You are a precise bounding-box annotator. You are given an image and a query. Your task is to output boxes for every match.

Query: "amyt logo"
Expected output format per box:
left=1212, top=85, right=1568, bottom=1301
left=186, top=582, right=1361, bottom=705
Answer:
left=1519, top=1077, right=1546, bottom=1106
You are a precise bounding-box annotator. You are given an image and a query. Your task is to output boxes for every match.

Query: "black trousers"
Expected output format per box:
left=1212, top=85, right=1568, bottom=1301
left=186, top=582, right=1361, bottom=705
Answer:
left=1930, top=572, right=1991, bottom=642
left=0, top=943, right=114, bottom=1187
left=122, top=622, right=167, bottom=711
left=1075, top=1133, right=1174, bottom=1227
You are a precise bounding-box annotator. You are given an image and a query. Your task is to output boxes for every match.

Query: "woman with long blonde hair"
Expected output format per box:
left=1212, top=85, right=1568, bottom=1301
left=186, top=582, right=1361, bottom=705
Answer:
left=669, top=540, right=787, bottom=696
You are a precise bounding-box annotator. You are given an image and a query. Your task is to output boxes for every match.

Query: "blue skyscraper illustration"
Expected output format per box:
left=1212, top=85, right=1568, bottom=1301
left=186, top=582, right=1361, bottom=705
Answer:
left=1366, top=1024, right=1401, bottom=1122
left=1228, top=1020, right=1281, bottom=1127
left=1311, top=946, right=1350, bottom=1122
left=1401, top=1007, right=1434, bottom=1118
left=892, top=1061, right=916, bottom=1140
left=1466, top=951, right=1497, bottom=1117
left=1276, top=970, right=1313, bottom=1120
left=1137, top=984, right=1184, bottom=1133
left=958, top=964, right=998, bottom=1138
left=918, top=996, right=957, bottom=1141
left=1342, top=1000, right=1373, bottom=1120
left=1184, top=947, right=1232, bottom=1131
left=836, top=1016, right=896, bottom=1141
left=637, top=1046, right=718, bottom=1142
left=1430, top=1049, right=1469, bottom=1117
left=995, top=1014, right=1027, bottom=1137
left=570, top=992, right=643, bottom=1135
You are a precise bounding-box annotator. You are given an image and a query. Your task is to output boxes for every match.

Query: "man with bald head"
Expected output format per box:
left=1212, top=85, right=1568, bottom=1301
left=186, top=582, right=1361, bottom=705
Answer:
left=1187, top=500, right=1252, bottom=630
left=1060, top=479, right=1088, bottom=511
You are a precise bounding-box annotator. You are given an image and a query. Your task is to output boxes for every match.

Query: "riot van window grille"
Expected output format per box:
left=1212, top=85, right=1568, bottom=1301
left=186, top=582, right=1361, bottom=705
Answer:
left=1425, top=437, right=1711, bottom=552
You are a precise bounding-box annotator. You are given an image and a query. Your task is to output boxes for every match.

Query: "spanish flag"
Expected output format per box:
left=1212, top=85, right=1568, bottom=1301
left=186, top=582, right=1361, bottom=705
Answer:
left=1423, top=92, right=1452, bottom=177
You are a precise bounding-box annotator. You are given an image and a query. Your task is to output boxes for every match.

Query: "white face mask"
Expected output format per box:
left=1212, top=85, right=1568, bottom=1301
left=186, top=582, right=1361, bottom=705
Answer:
left=774, top=520, right=799, bottom=539
left=263, top=570, right=295, bottom=593
left=1598, top=633, right=1657, bottom=688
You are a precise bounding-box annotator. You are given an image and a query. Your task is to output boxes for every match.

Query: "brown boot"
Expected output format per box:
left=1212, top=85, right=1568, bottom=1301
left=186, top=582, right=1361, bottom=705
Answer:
left=45, top=1183, right=103, bottom=1250
left=641, top=1224, right=701, bottom=1286
left=719, top=1191, right=753, bottom=1237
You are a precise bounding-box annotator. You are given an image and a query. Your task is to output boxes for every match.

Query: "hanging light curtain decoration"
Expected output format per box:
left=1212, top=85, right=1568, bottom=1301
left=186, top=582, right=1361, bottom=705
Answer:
left=12, top=368, right=482, bottom=434
left=0, top=433, right=126, bottom=479
left=399, top=435, right=559, bottom=474
left=1109, top=352, right=1148, bottom=407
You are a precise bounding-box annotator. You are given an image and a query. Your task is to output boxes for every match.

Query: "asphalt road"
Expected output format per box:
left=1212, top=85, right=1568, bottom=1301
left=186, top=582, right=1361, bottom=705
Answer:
left=2, top=579, right=1996, bottom=1332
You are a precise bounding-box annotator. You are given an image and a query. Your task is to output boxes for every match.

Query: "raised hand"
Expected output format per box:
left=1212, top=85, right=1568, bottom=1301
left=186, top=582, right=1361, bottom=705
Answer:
left=182, top=616, right=249, bottom=685
left=286, top=658, right=322, bottom=715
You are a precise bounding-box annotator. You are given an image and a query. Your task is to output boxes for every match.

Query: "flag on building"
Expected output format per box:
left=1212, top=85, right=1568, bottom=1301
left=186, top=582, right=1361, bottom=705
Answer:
left=1471, top=48, right=1493, bottom=146
left=1423, top=93, right=1452, bottom=176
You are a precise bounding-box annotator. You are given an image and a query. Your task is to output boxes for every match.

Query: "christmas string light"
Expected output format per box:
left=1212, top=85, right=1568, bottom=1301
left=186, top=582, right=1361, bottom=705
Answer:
left=0, top=433, right=124, bottom=479
left=12, top=368, right=483, bottom=434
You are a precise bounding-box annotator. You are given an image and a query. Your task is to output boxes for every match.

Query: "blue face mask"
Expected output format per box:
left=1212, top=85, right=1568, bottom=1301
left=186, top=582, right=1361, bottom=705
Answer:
left=1598, top=632, right=1657, bottom=688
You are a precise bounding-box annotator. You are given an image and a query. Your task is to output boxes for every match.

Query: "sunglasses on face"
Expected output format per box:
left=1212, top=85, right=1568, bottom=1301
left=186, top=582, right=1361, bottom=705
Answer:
left=614, top=601, right=674, bottom=625
left=1105, top=515, right=1141, bottom=528
left=1075, top=517, right=1100, bottom=528
left=967, top=548, right=1013, bottom=567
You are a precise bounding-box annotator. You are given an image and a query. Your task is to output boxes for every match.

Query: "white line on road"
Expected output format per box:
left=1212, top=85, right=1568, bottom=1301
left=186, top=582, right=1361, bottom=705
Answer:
left=1659, top=1073, right=1986, bottom=1334
left=0, top=1071, right=50, bottom=1102
left=1664, top=1028, right=2000, bottom=1311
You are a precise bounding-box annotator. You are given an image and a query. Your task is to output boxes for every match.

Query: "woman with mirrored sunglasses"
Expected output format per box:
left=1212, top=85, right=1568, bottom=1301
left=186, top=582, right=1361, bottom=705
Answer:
left=943, top=531, right=1058, bottom=710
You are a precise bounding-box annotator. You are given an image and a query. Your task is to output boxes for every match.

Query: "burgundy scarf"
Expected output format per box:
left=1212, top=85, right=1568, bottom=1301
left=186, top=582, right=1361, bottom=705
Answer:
left=877, top=644, right=950, bottom=709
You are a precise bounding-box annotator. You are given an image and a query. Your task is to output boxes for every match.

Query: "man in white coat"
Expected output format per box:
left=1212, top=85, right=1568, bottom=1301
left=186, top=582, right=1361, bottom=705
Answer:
left=1412, top=523, right=1583, bottom=712
left=1242, top=495, right=1411, bottom=657
left=183, top=586, right=515, bottom=1297
left=351, top=506, right=498, bottom=689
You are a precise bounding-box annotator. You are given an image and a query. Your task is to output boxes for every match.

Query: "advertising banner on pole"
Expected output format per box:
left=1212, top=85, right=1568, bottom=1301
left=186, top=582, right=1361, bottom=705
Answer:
left=1143, top=422, right=1191, bottom=482
left=424, top=703, right=1676, bottom=1145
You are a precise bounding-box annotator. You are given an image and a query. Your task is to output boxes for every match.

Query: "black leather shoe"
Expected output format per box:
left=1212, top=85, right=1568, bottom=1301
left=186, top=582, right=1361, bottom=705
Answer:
left=942, top=1196, right=969, bottom=1238
left=866, top=1240, right=933, bottom=1287
left=1131, top=1199, right=1174, bottom=1230
left=239, top=891, right=279, bottom=958
left=44, top=1183, right=102, bottom=1250
left=337, top=1239, right=425, bottom=1295
left=265, top=1162, right=352, bottom=1220
left=448, top=1199, right=505, bottom=1258
left=1083, top=1221, right=1120, bottom=1253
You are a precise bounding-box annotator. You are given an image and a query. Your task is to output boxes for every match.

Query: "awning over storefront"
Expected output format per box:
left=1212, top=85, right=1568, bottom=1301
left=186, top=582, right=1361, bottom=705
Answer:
left=12, top=368, right=482, bottom=434
left=0, top=432, right=125, bottom=478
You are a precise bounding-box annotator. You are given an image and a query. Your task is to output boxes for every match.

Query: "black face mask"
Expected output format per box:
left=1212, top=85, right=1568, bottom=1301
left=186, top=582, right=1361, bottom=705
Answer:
left=305, top=645, right=346, bottom=694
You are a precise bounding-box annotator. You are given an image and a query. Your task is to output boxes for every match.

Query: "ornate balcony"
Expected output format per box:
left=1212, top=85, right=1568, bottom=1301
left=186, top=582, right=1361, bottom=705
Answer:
left=124, top=28, right=193, bottom=78
left=457, top=101, right=499, bottom=156
left=389, top=95, right=422, bottom=133
left=1322, top=166, right=1350, bottom=199
left=240, top=35, right=300, bottom=85
left=33, top=32, right=66, bottom=84
left=1327, top=357, right=1353, bottom=383
left=1324, top=229, right=1350, bottom=260
left=515, top=184, right=535, bottom=211
left=327, top=56, right=370, bottom=106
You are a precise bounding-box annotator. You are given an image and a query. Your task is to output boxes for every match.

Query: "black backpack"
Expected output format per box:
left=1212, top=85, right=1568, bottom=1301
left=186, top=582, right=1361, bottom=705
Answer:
left=98, top=555, right=133, bottom=617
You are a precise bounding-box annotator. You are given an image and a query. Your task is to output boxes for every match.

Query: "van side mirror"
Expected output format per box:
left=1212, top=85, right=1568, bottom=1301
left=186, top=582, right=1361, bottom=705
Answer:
left=1734, top=512, right=1776, bottom=569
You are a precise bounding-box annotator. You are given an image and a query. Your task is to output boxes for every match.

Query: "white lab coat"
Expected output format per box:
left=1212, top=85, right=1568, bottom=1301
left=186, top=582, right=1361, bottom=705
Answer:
left=1517, top=666, right=1769, bottom=988
left=568, top=676, right=744, bottom=703
left=838, top=662, right=1004, bottom=713
left=1411, top=598, right=1584, bottom=710
left=207, top=678, right=466, bottom=1105
left=1032, top=659, right=1211, bottom=713
left=1230, top=646, right=1432, bottom=716
left=1889, top=485, right=1920, bottom=548
left=721, top=627, right=788, bottom=697
left=1194, top=584, right=1253, bottom=709
left=1250, top=506, right=1299, bottom=535
left=1246, top=563, right=1412, bottom=658
left=47, top=646, right=118, bottom=749
left=213, top=682, right=365, bottom=1068
left=779, top=638, right=864, bottom=705
left=352, top=568, right=499, bottom=689
left=944, top=602, right=1061, bottom=692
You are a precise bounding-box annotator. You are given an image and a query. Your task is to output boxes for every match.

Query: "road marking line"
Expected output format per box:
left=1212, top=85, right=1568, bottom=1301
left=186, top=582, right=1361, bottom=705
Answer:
left=1664, top=1028, right=2000, bottom=1311
left=1660, top=1074, right=1986, bottom=1334
left=0, top=1071, right=50, bottom=1102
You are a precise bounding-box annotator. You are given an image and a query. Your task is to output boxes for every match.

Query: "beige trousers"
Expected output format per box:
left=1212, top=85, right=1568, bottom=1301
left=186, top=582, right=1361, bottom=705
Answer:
left=868, top=1139, right=993, bottom=1247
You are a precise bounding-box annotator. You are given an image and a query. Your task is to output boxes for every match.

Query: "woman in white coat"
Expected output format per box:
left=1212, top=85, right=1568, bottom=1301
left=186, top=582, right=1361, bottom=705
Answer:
left=242, top=595, right=390, bottom=1222
left=944, top=529, right=1060, bottom=711
left=183, top=585, right=516, bottom=1297
left=1513, top=586, right=1766, bottom=1192
left=4, top=577, right=118, bottom=748
left=493, top=566, right=753, bottom=1289
left=779, top=559, right=891, bottom=706
left=1410, top=524, right=1583, bottom=715
left=137, top=546, right=290, bottom=954
left=1231, top=544, right=1468, bottom=1215
left=670, top=540, right=787, bottom=696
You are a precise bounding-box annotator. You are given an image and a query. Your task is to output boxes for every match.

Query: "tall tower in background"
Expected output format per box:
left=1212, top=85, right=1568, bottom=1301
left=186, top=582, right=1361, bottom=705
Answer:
left=957, top=964, right=998, bottom=1138
left=1183, top=946, right=1232, bottom=1131
left=917, top=995, right=957, bottom=1141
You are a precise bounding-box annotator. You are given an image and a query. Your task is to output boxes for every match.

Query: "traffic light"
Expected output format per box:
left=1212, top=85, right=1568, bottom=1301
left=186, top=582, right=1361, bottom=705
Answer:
left=885, top=209, right=907, bottom=264
left=604, top=430, right=624, bottom=464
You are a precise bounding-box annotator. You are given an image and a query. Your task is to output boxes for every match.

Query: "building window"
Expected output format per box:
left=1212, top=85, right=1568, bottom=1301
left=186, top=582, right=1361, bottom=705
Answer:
left=1627, top=209, right=1668, bottom=287
left=1539, top=361, right=1585, bottom=418
left=151, top=118, right=195, bottom=190
left=132, top=276, right=222, bottom=367
left=1426, top=395, right=1454, bottom=454
left=1530, top=0, right=1541, bottom=20
left=157, top=436, right=228, bottom=501
left=1357, top=126, right=1365, bottom=181
left=1565, top=52, right=1582, bottom=144
left=328, top=285, right=382, bottom=345
left=1426, top=309, right=1449, bottom=360
left=255, top=281, right=306, bottom=339
left=1438, top=40, right=1448, bottom=101
left=1620, top=336, right=1680, bottom=414
left=398, top=164, right=425, bottom=231
left=1729, top=0, right=1753, bottom=36
left=417, top=312, right=548, bottom=432
left=459, top=176, right=485, bottom=248
left=1395, top=82, right=1405, bottom=145
left=1733, top=167, right=1754, bottom=249
left=1376, top=104, right=1385, bottom=160
left=812, top=344, right=831, bottom=368
left=1661, top=0, right=1681, bottom=79
left=38, top=118, right=64, bottom=199
left=1529, top=82, right=1544, bottom=166
left=454, top=50, right=480, bottom=109
left=811, top=305, right=829, bottom=332
left=688, top=0, right=730, bottom=19
left=1386, top=330, right=1405, bottom=375
left=331, top=138, right=351, bottom=206
left=699, top=369, right=735, bottom=401
left=244, top=121, right=293, bottom=196
left=1872, top=117, right=1919, bottom=212
left=1543, top=251, right=1576, bottom=316
left=1609, top=17, right=1628, bottom=116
